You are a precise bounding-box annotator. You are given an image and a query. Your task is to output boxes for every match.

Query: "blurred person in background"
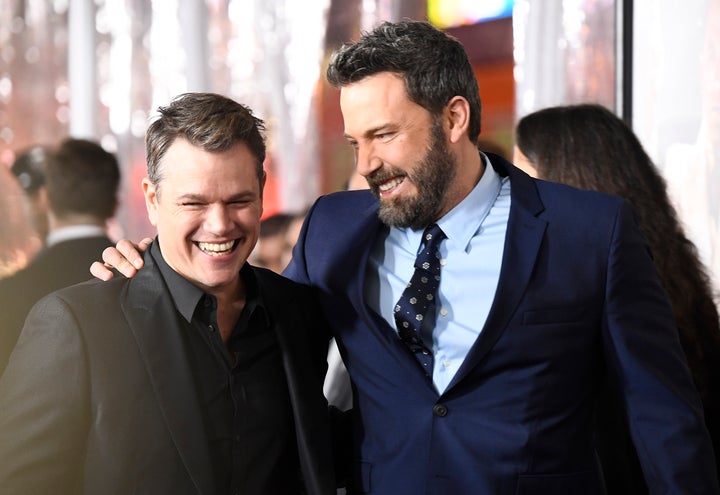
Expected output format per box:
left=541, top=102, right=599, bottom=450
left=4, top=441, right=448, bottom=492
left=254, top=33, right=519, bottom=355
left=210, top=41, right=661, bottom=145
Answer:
left=11, top=145, right=51, bottom=246
left=0, top=163, right=39, bottom=279
left=0, top=138, right=121, bottom=373
left=514, top=102, right=720, bottom=493
left=248, top=212, right=296, bottom=274
left=283, top=209, right=309, bottom=270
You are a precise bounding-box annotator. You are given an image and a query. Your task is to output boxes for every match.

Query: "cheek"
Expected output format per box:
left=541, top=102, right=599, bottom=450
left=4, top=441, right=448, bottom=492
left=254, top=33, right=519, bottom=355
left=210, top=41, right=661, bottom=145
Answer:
left=514, top=156, right=538, bottom=178
left=145, top=198, right=159, bottom=227
left=147, top=210, right=158, bottom=227
left=158, top=210, right=197, bottom=239
left=232, top=207, right=262, bottom=236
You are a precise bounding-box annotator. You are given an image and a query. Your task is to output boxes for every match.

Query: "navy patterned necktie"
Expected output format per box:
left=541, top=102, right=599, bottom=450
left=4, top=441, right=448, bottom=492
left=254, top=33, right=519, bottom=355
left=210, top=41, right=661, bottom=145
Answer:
left=394, top=223, right=446, bottom=374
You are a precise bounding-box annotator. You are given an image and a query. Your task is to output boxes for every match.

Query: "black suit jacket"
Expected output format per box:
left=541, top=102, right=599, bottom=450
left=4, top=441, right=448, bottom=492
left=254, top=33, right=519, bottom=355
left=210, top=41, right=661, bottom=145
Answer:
left=0, top=246, right=335, bottom=494
left=0, top=235, right=114, bottom=372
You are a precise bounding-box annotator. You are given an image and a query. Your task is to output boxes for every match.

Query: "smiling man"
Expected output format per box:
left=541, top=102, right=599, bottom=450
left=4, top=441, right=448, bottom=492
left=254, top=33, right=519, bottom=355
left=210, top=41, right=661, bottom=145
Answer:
left=0, top=93, right=335, bottom=495
left=288, top=21, right=719, bottom=494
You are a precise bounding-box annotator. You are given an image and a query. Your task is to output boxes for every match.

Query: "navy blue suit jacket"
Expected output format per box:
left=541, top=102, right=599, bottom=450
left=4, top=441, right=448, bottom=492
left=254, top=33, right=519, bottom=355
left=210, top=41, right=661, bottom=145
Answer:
left=284, top=154, right=719, bottom=494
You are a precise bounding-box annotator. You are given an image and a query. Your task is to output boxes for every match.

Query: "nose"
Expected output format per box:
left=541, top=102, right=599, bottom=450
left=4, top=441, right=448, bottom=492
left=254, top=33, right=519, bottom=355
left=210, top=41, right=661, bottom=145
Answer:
left=355, top=142, right=382, bottom=178
left=204, top=204, right=232, bottom=235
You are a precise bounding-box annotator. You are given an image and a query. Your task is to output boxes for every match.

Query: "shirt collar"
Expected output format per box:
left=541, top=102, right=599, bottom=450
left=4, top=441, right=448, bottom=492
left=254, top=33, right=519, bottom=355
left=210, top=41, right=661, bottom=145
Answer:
left=438, top=152, right=503, bottom=251
left=46, top=224, right=107, bottom=247
left=150, top=239, right=267, bottom=325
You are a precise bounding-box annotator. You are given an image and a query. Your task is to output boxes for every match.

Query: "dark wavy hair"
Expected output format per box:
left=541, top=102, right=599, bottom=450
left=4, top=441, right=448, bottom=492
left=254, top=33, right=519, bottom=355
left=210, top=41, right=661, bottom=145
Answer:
left=145, top=92, right=266, bottom=193
left=516, top=103, right=720, bottom=484
left=327, top=20, right=482, bottom=143
left=47, top=138, right=120, bottom=221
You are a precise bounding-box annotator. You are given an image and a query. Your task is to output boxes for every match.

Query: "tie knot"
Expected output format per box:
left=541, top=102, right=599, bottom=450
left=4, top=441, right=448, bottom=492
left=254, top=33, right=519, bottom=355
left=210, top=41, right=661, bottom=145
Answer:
left=415, top=224, right=445, bottom=271
left=423, top=224, right=445, bottom=250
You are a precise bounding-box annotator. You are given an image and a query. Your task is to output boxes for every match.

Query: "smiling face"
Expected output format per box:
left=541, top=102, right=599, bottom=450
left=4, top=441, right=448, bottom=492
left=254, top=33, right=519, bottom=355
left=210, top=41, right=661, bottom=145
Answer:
left=143, top=137, right=263, bottom=297
left=340, top=72, right=457, bottom=230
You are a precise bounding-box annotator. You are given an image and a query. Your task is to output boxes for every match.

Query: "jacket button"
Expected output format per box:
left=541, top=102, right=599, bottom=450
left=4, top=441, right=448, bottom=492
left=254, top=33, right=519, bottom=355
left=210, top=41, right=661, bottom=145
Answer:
left=433, top=403, right=448, bottom=417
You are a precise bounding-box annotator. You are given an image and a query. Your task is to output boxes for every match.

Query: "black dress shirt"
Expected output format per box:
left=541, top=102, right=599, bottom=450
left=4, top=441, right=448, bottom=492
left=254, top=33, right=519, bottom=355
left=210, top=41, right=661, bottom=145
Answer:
left=152, top=242, right=299, bottom=494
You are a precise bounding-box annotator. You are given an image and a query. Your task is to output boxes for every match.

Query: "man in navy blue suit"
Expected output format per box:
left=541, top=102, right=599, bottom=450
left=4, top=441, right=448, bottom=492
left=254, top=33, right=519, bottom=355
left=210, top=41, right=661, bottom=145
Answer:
left=94, top=21, right=718, bottom=494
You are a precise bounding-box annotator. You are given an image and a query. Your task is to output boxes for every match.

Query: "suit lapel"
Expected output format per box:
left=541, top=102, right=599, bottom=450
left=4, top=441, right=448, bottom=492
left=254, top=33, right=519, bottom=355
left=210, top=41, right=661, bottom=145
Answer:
left=252, top=267, right=335, bottom=494
left=447, top=159, right=547, bottom=391
left=122, top=252, right=215, bottom=495
left=348, top=201, right=386, bottom=314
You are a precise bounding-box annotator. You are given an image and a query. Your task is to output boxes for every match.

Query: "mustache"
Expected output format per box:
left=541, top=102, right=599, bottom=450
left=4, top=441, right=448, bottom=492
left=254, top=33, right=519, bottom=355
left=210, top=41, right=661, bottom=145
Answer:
left=366, top=167, right=408, bottom=189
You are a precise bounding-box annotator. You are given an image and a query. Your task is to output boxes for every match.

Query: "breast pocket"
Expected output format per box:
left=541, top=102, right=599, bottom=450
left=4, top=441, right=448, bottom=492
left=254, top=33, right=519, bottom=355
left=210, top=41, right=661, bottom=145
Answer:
left=522, top=306, right=587, bottom=325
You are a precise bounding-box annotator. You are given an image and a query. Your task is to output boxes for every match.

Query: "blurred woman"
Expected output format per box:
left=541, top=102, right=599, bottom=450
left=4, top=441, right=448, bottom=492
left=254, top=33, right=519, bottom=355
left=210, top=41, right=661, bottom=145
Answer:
left=514, top=103, right=720, bottom=494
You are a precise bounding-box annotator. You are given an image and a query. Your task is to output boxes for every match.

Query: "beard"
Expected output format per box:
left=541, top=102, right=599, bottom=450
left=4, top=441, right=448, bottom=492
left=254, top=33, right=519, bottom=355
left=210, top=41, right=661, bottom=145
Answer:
left=367, top=119, right=456, bottom=230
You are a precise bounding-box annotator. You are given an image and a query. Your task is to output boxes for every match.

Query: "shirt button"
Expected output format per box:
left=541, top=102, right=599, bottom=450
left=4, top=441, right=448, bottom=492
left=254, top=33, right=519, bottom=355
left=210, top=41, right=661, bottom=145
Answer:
left=440, top=259, right=447, bottom=266
left=442, top=359, right=450, bottom=367
left=440, top=308, right=448, bottom=317
left=433, top=403, right=448, bottom=417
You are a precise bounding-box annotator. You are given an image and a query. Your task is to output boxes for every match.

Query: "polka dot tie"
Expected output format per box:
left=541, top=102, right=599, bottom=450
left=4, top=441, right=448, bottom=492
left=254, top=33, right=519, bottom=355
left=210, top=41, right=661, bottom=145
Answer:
left=393, top=223, right=446, bottom=374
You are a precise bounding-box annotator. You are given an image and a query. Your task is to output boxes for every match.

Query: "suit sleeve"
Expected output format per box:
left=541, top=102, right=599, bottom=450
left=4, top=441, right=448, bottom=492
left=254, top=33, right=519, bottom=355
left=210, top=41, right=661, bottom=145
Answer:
left=0, top=294, right=90, bottom=494
left=601, top=201, right=719, bottom=493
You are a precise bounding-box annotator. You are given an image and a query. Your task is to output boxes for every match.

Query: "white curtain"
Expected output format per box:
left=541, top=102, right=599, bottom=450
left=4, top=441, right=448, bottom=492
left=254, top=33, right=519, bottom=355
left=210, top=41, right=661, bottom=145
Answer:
left=513, top=0, right=617, bottom=120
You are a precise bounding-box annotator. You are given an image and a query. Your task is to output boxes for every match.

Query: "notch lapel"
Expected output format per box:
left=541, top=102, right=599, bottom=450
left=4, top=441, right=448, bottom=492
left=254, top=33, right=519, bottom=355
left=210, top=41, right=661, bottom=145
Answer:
left=447, top=160, right=547, bottom=392
left=122, top=254, right=215, bottom=495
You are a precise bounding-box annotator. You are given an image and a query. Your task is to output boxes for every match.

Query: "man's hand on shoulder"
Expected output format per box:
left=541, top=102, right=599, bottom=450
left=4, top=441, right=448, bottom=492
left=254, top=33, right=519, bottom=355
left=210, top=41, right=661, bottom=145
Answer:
left=90, top=237, right=152, bottom=280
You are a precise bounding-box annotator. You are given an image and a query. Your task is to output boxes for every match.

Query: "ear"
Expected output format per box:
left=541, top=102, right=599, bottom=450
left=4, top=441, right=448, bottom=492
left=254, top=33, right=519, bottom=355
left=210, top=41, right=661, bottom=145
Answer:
left=142, top=177, right=159, bottom=227
left=36, top=186, right=50, bottom=214
left=445, top=96, right=471, bottom=144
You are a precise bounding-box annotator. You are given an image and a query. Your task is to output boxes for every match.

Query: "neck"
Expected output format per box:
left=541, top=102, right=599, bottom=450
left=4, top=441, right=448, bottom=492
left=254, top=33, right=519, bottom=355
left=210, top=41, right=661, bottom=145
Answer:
left=49, top=213, right=106, bottom=231
left=439, top=142, right=485, bottom=218
left=210, top=277, right=246, bottom=344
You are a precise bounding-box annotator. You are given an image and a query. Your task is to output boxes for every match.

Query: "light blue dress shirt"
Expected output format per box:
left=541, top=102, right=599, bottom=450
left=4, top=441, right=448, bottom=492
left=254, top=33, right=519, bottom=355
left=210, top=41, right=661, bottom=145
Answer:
left=365, top=153, right=511, bottom=393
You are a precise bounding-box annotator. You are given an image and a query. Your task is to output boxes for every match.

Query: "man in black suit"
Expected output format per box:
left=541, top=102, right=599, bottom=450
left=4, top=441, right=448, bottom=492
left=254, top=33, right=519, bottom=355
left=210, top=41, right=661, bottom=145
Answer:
left=0, top=93, right=335, bottom=494
left=0, top=138, right=120, bottom=372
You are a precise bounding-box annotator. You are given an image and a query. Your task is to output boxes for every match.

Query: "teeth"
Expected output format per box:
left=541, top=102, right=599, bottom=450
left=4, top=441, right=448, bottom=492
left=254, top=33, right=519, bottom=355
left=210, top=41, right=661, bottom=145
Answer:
left=379, top=177, right=403, bottom=192
left=197, top=241, right=235, bottom=255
